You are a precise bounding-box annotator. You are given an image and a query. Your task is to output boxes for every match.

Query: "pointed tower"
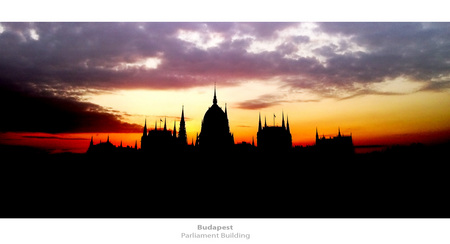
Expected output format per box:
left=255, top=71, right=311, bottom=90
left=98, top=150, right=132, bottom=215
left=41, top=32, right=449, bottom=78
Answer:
left=338, top=127, right=341, bottom=137
left=89, top=136, right=94, bottom=147
left=316, top=127, right=319, bottom=141
left=286, top=115, right=290, bottom=133
left=258, top=112, right=262, bottom=132
left=282, top=111, right=285, bottom=129
left=178, top=105, right=187, bottom=146
left=141, top=119, right=147, bottom=151
left=163, top=117, right=167, bottom=131
left=264, top=116, right=267, bottom=127
left=107, top=135, right=110, bottom=143
left=143, top=118, right=147, bottom=137
left=173, top=121, right=177, bottom=138
left=154, top=120, right=157, bottom=130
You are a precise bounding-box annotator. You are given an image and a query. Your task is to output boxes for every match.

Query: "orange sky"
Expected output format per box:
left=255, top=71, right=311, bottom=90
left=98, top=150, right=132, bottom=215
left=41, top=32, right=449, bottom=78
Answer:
left=87, top=85, right=450, bottom=149
left=2, top=86, right=448, bottom=154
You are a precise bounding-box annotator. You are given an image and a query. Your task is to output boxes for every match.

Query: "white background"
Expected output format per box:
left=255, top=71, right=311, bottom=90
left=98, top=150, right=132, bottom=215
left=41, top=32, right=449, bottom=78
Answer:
left=1, top=219, right=450, bottom=244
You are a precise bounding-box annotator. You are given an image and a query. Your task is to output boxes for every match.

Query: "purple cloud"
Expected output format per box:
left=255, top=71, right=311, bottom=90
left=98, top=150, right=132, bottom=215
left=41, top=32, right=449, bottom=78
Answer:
left=0, top=22, right=448, bottom=114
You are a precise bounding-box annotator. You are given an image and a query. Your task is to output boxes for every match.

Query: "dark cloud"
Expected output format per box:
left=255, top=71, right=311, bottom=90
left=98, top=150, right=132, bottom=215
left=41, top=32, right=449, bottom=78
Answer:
left=0, top=84, right=142, bottom=133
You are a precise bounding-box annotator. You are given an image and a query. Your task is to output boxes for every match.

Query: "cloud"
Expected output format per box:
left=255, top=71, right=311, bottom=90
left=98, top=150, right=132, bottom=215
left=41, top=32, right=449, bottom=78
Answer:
left=0, top=22, right=449, bottom=104
left=236, top=93, right=319, bottom=110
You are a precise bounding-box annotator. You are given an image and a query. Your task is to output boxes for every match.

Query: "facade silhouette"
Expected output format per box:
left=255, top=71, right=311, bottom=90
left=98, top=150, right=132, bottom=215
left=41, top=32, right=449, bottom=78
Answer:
left=315, top=127, right=354, bottom=154
left=141, top=106, right=188, bottom=153
left=257, top=112, right=292, bottom=152
left=87, top=135, right=138, bottom=154
left=197, top=85, right=234, bottom=151
left=87, top=86, right=355, bottom=155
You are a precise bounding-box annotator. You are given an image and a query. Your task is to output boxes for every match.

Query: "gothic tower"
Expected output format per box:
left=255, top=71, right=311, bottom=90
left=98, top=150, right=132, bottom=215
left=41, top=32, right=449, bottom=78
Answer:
left=178, top=105, right=187, bottom=146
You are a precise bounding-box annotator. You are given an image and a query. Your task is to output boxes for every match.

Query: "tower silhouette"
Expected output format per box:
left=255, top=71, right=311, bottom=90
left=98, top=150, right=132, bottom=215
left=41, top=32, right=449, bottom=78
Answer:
left=178, top=105, right=187, bottom=146
left=257, top=112, right=292, bottom=152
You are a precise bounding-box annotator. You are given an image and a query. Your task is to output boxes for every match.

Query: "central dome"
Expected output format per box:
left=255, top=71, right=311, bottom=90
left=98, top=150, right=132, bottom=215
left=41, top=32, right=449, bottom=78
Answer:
left=198, top=86, right=234, bottom=150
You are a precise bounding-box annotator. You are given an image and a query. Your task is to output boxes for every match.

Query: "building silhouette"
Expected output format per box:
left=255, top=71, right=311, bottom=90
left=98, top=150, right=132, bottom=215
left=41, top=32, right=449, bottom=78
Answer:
left=315, top=127, right=354, bottom=154
left=86, top=86, right=356, bottom=156
left=257, top=112, right=292, bottom=152
left=141, top=106, right=187, bottom=153
left=198, top=85, right=234, bottom=151
left=87, top=135, right=138, bottom=154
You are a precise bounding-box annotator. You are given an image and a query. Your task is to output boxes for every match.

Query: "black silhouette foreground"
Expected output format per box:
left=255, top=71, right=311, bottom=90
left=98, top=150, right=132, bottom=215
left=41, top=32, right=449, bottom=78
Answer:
left=1, top=87, right=449, bottom=218
left=1, top=142, right=449, bottom=218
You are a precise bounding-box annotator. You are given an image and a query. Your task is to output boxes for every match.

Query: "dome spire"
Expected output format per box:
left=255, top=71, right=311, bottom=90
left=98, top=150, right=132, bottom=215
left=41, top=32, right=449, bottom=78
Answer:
left=213, top=83, right=217, bottom=105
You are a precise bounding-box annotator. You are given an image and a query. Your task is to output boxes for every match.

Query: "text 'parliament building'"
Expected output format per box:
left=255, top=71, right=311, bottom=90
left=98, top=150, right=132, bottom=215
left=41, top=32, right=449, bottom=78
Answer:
left=87, top=86, right=353, bottom=155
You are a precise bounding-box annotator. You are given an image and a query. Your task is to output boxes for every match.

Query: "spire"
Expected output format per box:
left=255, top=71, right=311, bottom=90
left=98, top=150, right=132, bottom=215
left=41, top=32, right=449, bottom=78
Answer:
left=264, top=116, right=267, bottom=127
left=338, top=127, right=341, bottom=137
left=286, top=115, right=290, bottom=132
left=107, top=135, right=110, bottom=143
left=282, top=110, right=285, bottom=129
left=155, top=120, right=157, bottom=130
left=164, top=117, right=167, bottom=131
left=120, top=140, right=123, bottom=148
left=179, top=105, right=187, bottom=146
left=181, top=105, right=185, bottom=123
left=173, top=121, right=177, bottom=138
left=316, top=127, right=319, bottom=140
left=143, top=118, right=147, bottom=136
left=258, top=112, right=262, bottom=132
left=90, top=136, right=94, bottom=147
left=213, top=83, right=217, bottom=105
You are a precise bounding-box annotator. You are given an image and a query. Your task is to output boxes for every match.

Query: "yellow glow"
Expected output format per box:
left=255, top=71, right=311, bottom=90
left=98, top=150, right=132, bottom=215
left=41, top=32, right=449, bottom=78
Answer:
left=87, top=82, right=450, bottom=147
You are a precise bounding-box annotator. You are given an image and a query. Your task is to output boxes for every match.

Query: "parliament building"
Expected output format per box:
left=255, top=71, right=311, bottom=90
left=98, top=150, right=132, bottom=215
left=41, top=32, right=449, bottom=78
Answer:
left=87, top=85, right=353, bottom=155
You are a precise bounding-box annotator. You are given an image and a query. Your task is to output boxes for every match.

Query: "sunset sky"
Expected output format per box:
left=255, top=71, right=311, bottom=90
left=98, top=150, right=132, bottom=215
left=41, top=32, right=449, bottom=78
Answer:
left=0, top=22, right=449, bottom=153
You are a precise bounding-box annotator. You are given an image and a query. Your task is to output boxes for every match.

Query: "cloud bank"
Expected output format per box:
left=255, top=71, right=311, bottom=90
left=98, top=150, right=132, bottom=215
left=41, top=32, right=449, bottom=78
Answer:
left=0, top=22, right=449, bottom=131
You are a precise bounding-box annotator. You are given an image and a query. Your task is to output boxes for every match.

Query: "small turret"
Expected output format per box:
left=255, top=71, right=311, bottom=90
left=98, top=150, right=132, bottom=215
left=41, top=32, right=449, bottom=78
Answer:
left=173, top=121, right=177, bottom=138
left=286, top=115, right=290, bottom=133
left=163, top=117, right=167, bottom=131
left=258, top=112, right=262, bottom=132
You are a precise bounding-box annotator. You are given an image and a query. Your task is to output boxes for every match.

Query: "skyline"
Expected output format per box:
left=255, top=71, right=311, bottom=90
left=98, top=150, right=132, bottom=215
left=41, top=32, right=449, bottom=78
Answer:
left=0, top=22, right=449, bottom=153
